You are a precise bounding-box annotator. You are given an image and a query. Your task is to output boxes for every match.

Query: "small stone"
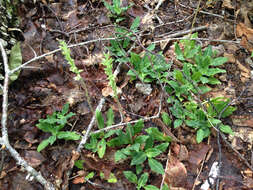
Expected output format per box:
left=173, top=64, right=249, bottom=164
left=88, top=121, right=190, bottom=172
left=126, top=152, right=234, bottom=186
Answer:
left=135, top=82, right=152, bottom=95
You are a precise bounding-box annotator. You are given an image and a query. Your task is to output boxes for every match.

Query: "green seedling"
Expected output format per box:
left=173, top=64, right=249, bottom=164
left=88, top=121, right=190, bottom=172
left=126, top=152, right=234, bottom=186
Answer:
left=110, top=120, right=171, bottom=185
left=84, top=108, right=117, bottom=158
left=127, top=44, right=171, bottom=83
left=123, top=171, right=170, bottom=190
left=103, top=0, right=132, bottom=22
left=74, top=160, right=117, bottom=183
left=59, top=40, right=93, bottom=113
left=36, top=103, right=80, bottom=152
left=107, top=16, right=140, bottom=62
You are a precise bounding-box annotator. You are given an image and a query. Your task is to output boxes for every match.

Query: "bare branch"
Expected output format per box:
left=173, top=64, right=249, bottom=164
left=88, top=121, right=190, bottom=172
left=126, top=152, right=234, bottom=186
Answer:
left=0, top=39, right=55, bottom=190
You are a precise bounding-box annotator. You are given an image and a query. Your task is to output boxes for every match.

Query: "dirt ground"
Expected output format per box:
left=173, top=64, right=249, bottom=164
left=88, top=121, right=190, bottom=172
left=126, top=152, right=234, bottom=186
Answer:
left=0, top=0, right=253, bottom=189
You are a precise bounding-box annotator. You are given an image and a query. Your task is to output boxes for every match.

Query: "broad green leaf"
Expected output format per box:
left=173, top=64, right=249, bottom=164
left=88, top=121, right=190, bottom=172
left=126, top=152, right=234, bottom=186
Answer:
left=136, top=164, right=143, bottom=175
left=137, top=173, right=149, bottom=189
left=104, top=129, right=118, bottom=138
left=196, top=128, right=205, bottom=143
left=174, top=119, right=183, bottom=128
left=220, top=124, right=233, bottom=134
left=162, top=184, right=170, bottom=190
left=147, top=43, right=155, bottom=51
left=130, top=16, right=140, bottom=31
left=211, top=57, right=228, bottom=66
left=9, top=42, right=22, bottom=82
left=192, top=71, right=202, bottom=81
left=74, top=160, right=85, bottom=169
left=36, top=122, right=53, bottom=133
left=57, top=131, right=80, bottom=140
left=145, top=148, right=162, bottom=158
left=162, top=112, right=172, bottom=126
left=206, top=68, right=226, bottom=76
left=154, top=143, right=169, bottom=152
left=107, top=172, right=117, bottom=183
left=174, top=70, right=184, bottom=84
left=106, top=108, right=114, bottom=126
left=144, top=136, right=154, bottom=150
left=148, top=158, right=164, bottom=174
left=97, top=138, right=106, bottom=158
left=123, top=171, right=138, bottom=184
left=209, top=118, right=222, bottom=125
left=131, top=151, right=147, bottom=166
left=134, top=135, right=149, bottom=144
left=96, top=110, right=104, bottom=129
left=37, top=137, right=53, bottom=152
left=133, top=120, right=144, bottom=134
left=144, top=185, right=160, bottom=190
left=61, top=103, right=69, bottom=115
left=115, top=150, right=128, bottom=162
left=251, top=51, right=253, bottom=57
left=175, top=42, right=185, bottom=61
left=85, top=172, right=95, bottom=180
left=145, top=127, right=171, bottom=142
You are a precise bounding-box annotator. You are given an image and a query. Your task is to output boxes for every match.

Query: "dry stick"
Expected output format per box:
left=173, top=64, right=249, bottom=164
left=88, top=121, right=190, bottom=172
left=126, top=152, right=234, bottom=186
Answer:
left=77, top=97, right=105, bottom=152
left=153, top=37, right=240, bottom=44
left=77, top=60, right=125, bottom=152
left=0, top=39, right=55, bottom=190
left=9, top=37, right=117, bottom=75
left=91, top=101, right=162, bottom=135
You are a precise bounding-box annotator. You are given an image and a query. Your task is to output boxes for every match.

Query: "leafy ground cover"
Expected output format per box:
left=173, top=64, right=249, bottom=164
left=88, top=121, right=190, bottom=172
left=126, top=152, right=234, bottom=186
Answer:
left=0, top=0, right=253, bottom=190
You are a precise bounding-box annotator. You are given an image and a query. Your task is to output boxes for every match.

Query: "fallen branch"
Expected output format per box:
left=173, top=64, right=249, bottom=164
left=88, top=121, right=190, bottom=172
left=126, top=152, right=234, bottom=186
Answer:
left=0, top=39, right=55, bottom=190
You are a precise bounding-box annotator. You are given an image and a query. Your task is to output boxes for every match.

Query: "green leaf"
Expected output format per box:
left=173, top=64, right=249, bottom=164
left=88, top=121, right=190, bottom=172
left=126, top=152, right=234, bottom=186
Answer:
left=107, top=172, right=117, bottom=183
left=57, top=131, right=80, bottom=140
left=219, top=124, right=233, bottom=134
left=61, top=103, right=69, bottom=115
left=131, top=151, right=147, bottom=166
left=85, top=172, right=95, bottom=180
left=97, top=138, right=106, bottom=158
left=74, top=160, right=85, bottom=169
left=96, top=110, right=104, bottom=129
left=144, top=185, right=160, bottom=190
left=145, top=148, right=162, bottom=158
left=206, top=68, right=226, bottom=76
left=175, top=42, right=185, bottom=61
left=130, top=16, right=140, bottom=31
left=134, top=135, right=149, bottom=144
left=174, top=119, right=183, bottom=128
left=115, top=150, right=128, bottom=162
left=154, top=143, right=169, bottom=152
left=106, top=108, right=114, bottom=126
left=145, top=127, right=171, bottom=142
left=162, top=184, right=170, bottom=190
left=251, top=51, right=253, bottom=57
left=196, top=128, right=205, bottom=143
left=133, top=120, right=144, bottom=134
left=9, top=42, right=22, bottom=82
left=37, top=136, right=56, bottom=152
left=162, top=112, right=172, bottom=126
left=211, top=57, right=228, bottom=66
left=123, top=171, right=138, bottom=184
left=137, top=173, right=149, bottom=189
left=136, top=164, right=143, bottom=175
left=148, top=158, right=164, bottom=174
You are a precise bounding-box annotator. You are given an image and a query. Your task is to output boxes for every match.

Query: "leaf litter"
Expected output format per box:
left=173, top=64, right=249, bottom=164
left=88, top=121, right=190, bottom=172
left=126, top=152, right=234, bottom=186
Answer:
left=1, top=0, right=253, bottom=189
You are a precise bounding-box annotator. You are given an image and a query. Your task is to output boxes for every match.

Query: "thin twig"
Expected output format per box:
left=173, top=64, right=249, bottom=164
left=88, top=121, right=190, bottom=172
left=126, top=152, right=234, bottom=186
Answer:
left=0, top=39, right=55, bottom=190
left=77, top=98, right=105, bottom=152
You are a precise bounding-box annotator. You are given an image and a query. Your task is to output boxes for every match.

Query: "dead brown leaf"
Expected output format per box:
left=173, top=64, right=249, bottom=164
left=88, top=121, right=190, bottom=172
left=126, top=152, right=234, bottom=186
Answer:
left=24, top=151, right=45, bottom=168
left=236, top=23, right=253, bottom=52
left=232, top=115, right=253, bottom=128
left=164, top=156, right=187, bottom=187
left=188, top=144, right=210, bottom=166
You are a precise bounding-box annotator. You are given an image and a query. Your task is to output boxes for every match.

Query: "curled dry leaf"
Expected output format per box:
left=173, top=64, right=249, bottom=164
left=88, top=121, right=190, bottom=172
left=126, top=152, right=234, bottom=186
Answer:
left=236, top=23, right=253, bottom=52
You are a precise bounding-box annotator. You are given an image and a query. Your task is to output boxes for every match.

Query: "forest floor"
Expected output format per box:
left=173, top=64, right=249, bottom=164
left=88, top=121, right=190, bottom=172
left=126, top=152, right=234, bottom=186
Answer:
left=0, top=0, right=253, bottom=189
